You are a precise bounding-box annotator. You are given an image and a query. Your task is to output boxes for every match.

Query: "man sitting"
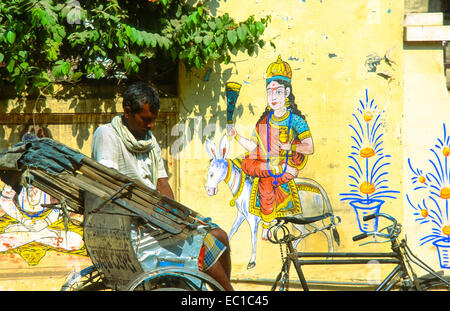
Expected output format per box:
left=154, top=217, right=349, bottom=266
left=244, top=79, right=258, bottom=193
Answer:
left=91, top=81, right=233, bottom=290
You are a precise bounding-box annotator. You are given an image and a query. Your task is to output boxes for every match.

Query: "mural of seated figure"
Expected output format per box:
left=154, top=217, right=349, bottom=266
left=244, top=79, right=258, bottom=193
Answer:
left=0, top=124, right=86, bottom=266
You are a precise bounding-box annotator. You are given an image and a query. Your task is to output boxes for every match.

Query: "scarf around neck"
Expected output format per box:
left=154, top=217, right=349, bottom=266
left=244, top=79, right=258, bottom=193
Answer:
left=111, top=115, right=159, bottom=186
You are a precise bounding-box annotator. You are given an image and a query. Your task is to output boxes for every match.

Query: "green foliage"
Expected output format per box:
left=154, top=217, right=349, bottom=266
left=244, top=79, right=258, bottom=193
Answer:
left=0, top=0, right=271, bottom=95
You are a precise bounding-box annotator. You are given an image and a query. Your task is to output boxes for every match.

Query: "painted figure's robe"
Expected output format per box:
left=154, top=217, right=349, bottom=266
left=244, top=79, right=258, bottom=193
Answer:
left=241, top=109, right=311, bottom=225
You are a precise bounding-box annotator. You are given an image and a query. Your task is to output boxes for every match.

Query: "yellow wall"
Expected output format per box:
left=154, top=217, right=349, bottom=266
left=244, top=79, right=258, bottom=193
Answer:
left=176, top=0, right=448, bottom=288
left=402, top=41, right=450, bottom=265
left=0, top=0, right=449, bottom=290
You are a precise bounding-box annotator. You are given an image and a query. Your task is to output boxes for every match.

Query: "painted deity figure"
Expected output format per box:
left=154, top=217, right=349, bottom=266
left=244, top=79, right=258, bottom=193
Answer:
left=228, top=56, right=314, bottom=239
left=0, top=125, right=84, bottom=265
left=0, top=184, right=84, bottom=254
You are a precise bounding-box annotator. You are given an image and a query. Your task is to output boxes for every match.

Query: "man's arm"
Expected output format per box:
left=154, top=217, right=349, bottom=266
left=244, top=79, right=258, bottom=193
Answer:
left=157, top=177, right=174, bottom=199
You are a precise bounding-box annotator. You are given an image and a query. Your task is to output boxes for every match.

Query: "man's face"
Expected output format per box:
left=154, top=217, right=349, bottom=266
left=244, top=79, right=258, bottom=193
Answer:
left=124, top=103, right=158, bottom=140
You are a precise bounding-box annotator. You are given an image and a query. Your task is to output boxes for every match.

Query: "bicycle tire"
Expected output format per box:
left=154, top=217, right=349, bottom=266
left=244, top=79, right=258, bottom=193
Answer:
left=60, top=265, right=107, bottom=291
left=123, top=267, right=225, bottom=291
left=409, top=275, right=450, bottom=291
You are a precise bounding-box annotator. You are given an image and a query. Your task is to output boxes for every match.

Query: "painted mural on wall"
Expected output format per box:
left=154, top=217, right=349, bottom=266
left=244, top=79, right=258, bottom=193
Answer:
left=0, top=125, right=87, bottom=266
left=228, top=55, right=315, bottom=235
left=406, top=123, right=450, bottom=269
left=340, top=89, right=399, bottom=233
left=205, top=56, right=339, bottom=269
left=0, top=182, right=87, bottom=266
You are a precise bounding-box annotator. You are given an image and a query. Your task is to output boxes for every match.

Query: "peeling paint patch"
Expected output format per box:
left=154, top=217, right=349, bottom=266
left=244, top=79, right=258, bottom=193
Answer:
left=365, top=47, right=397, bottom=80
left=288, top=56, right=304, bottom=62
left=278, top=15, right=292, bottom=22
left=365, top=53, right=382, bottom=72
left=377, top=71, right=393, bottom=80
left=328, top=53, right=337, bottom=58
left=242, top=75, right=251, bottom=85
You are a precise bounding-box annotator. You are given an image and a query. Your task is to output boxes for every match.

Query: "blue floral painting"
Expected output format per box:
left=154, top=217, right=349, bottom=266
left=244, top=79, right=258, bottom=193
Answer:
left=340, top=89, right=399, bottom=233
left=407, top=123, right=450, bottom=269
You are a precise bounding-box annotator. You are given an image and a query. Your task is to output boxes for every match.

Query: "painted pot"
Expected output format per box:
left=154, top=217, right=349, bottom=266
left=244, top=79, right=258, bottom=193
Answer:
left=433, top=239, right=450, bottom=269
left=349, top=199, right=384, bottom=233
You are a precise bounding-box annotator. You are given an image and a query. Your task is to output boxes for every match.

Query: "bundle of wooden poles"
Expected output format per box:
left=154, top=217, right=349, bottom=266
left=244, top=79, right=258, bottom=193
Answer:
left=0, top=138, right=199, bottom=235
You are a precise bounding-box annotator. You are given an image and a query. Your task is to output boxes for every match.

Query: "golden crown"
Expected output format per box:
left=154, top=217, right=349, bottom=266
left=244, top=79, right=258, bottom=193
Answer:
left=266, top=55, right=292, bottom=83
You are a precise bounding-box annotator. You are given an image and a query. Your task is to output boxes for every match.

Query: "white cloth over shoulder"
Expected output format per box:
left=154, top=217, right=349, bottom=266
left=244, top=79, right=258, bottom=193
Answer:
left=91, top=122, right=168, bottom=190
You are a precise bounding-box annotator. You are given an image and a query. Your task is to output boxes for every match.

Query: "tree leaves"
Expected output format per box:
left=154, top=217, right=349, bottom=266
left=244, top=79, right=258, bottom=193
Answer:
left=6, top=31, right=16, bottom=44
left=237, top=26, right=248, bottom=42
left=0, top=0, right=271, bottom=95
left=123, top=53, right=141, bottom=74
left=175, top=6, right=271, bottom=69
left=214, top=34, right=224, bottom=47
left=52, top=60, right=71, bottom=78
left=203, top=32, right=213, bottom=46
left=227, top=29, right=238, bottom=46
left=142, top=31, right=157, bottom=48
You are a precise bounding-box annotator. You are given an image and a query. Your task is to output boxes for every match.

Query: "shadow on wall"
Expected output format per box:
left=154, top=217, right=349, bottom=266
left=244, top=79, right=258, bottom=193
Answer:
left=177, top=60, right=247, bottom=151
left=0, top=82, right=122, bottom=151
left=53, top=82, right=121, bottom=150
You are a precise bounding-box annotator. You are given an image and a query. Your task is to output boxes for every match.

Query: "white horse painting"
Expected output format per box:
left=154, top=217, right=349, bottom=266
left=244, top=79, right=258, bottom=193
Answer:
left=205, top=135, right=340, bottom=269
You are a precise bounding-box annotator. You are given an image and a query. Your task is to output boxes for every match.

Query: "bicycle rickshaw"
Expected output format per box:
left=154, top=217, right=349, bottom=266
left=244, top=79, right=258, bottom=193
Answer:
left=0, top=138, right=224, bottom=291
left=2, top=138, right=448, bottom=291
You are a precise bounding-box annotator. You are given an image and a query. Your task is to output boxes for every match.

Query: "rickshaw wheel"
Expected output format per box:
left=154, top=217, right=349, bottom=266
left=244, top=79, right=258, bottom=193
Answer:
left=124, top=267, right=225, bottom=291
left=61, top=265, right=107, bottom=291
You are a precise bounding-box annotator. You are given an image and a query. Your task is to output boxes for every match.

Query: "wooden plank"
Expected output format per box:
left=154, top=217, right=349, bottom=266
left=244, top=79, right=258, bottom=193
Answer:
left=78, top=165, right=189, bottom=225
left=0, top=110, right=178, bottom=125
left=80, top=158, right=195, bottom=219
left=58, top=167, right=187, bottom=232
left=32, top=168, right=187, bottom=233
left=31, top=172, right=83, bottom=212
left=1, top=133, right=193, bottom=233
left=32, top=170, right=81, bottom=201
left=0, top=113, right=118, bottom=125
left=77, top=175, right=188, bottom=231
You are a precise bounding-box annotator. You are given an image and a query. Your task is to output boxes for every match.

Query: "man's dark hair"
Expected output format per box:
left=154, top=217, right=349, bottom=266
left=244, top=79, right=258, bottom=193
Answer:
left=123, top=81, right=160, bottom=114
